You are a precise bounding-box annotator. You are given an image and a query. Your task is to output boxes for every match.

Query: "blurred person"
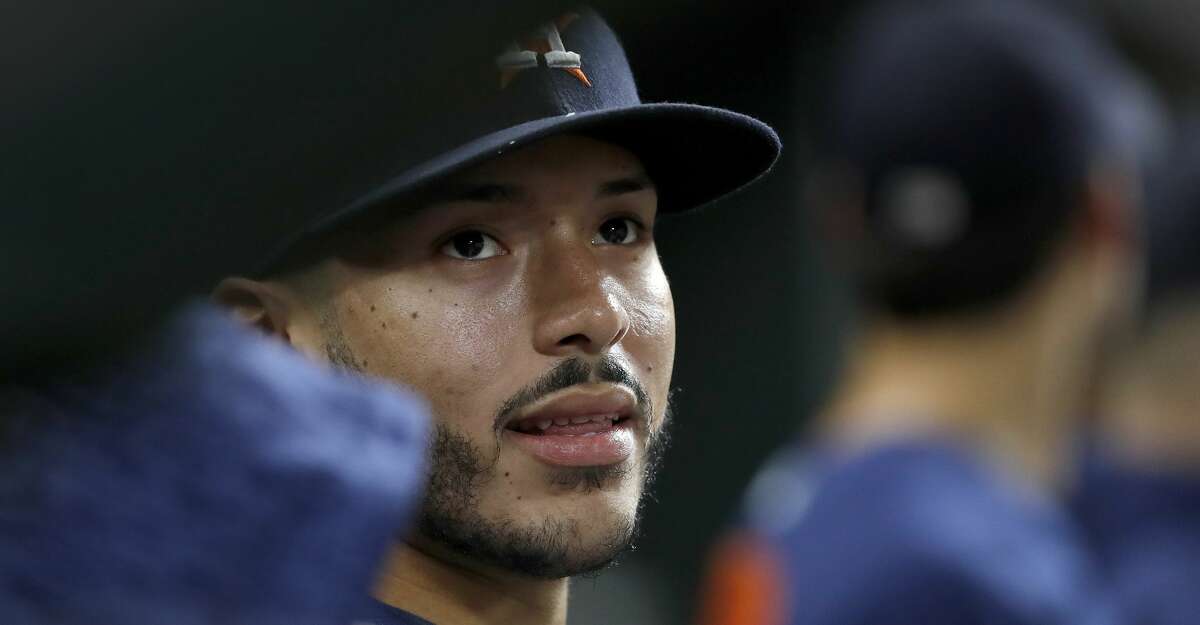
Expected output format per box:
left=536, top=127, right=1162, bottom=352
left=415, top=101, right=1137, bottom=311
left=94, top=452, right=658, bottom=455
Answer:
left=1073, top=118, right=1200, bottom=625
left=213, top=8, right=779, bottom=625
left=698, top=2, right=1145, bottom=624
left=0, top=304, right=429, bottom=625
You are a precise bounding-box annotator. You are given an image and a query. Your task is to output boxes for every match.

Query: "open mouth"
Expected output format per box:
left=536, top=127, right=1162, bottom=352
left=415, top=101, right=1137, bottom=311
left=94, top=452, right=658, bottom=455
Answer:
left=500, top=386, right=640, bottom=467
left=505, top=413, right=633, bottom=436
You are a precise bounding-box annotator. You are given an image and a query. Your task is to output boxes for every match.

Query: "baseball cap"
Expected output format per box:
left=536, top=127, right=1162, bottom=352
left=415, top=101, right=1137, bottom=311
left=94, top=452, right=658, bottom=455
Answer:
left=823, top=0, right=1134, bottom=317
left=260, top=7, right=780, bottom=273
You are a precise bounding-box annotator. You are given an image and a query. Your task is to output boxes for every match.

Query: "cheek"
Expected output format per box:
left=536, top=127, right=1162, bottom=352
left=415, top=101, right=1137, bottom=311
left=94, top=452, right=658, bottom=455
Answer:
left=632, top=263, right=676, bottom=345
left=431, top=276, right=530, bottom=384
left=335, top=275, right=528, bottom=432
left=622, top=260, right=677, bottom=404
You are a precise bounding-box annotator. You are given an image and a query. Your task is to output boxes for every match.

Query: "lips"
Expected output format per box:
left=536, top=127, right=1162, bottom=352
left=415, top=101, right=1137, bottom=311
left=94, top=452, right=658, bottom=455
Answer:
left=502, top=386, right=638, bottom=467
left=509, top=412, right=621, bottom=435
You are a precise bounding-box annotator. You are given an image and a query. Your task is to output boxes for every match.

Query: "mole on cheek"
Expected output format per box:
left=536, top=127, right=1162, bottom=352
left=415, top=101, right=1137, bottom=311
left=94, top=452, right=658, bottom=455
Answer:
left=381, top=321, right=387, bottom=329
left=370, top=305, right=376, bottom=312
left=411, top=312, right=419, bottom=319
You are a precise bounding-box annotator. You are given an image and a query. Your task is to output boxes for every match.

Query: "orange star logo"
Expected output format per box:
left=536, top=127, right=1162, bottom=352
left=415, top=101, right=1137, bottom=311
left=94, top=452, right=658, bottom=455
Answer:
left=496, top=14, right=592, bottom=89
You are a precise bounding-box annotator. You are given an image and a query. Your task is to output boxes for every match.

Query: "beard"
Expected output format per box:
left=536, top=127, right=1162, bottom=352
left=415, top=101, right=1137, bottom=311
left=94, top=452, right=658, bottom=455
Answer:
left=415, top=358, right=672, bottom=580
left=317, top=310, right=673, bottom=579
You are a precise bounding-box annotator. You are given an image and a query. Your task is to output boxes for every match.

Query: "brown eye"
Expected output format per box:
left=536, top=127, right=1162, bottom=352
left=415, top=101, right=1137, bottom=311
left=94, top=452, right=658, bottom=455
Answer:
left=441, top=230, right=504, bottom=260
left=593, top=218, right=638, bottom=245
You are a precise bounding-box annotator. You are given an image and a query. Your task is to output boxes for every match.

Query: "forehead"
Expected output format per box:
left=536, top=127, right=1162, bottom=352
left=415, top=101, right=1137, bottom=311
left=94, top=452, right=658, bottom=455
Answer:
left=313, top=134, right=656, bottom=268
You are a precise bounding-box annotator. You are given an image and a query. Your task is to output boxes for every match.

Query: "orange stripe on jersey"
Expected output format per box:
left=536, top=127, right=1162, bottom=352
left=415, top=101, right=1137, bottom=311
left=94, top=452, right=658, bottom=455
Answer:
left=696, top=531, right=789, bottom=625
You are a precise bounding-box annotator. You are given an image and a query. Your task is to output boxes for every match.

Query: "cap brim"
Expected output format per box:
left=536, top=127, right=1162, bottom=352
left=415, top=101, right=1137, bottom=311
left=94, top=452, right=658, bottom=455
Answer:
left=331, top=103, right=775, bottom=224
left=259, top=103, right=779, bottom=274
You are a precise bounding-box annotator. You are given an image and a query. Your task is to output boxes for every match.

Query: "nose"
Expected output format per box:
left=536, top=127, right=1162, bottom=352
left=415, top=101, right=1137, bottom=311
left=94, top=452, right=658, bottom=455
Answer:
left=531, top=242, right=631, bottom=358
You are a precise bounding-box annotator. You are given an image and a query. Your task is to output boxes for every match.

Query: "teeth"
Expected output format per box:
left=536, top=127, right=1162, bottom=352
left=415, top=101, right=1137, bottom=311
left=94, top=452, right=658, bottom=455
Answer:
left=510, top=413, right=623, bottom=433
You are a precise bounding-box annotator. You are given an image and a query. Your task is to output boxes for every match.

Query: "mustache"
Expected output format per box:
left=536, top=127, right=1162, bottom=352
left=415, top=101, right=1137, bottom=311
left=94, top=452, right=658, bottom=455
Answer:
left=492, top=356, right=652, bottom=431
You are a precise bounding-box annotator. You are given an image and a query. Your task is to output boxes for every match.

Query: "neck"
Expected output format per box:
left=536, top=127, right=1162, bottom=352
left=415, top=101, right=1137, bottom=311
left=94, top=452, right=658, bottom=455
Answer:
left=821, top=300, right=1089, bottom=491
left=1100, top=301, right=1200, bottom=471
left=373, top=540, right=569, bottom=625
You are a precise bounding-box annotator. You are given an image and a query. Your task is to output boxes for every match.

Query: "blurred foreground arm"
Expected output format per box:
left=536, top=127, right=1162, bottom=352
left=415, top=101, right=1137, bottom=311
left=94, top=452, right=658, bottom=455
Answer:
left=0, top=303, right=429, bottom=625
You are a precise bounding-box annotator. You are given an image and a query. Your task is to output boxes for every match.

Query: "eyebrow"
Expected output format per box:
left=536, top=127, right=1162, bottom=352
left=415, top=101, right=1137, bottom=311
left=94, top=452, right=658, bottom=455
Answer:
left=597, top=173, right=655, bottom=198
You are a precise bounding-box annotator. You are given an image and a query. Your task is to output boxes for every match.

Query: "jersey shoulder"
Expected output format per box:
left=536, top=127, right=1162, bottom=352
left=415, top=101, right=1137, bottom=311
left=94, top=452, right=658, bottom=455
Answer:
left=719, top=440, right=1107, bottom=625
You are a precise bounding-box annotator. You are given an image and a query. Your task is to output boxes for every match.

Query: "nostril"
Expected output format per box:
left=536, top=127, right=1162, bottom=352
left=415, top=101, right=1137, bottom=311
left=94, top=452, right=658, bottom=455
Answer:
left=557, top=333, right=591, bottom=347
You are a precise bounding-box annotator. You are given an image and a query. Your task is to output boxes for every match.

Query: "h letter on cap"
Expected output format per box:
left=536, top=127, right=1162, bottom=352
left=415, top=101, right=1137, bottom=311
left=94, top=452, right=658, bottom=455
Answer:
left=497, top=14, right=592, bottom=89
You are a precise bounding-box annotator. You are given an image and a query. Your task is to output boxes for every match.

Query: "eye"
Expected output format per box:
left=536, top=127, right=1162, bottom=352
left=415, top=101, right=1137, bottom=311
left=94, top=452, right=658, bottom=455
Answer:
left=441, top=230, right=505, bottom=260
left=593, top=217, right=640, bottom=245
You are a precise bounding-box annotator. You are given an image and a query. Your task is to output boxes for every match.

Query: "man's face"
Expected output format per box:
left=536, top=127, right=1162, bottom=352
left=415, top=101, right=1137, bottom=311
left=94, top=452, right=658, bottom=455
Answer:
left=293, top=135, right=675, bottom=578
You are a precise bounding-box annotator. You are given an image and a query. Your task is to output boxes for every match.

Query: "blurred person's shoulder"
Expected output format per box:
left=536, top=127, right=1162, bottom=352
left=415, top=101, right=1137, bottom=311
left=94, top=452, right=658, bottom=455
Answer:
left=702, top=439, right=1112, bottom=625
left=743, top=438, right=1056, bottom=547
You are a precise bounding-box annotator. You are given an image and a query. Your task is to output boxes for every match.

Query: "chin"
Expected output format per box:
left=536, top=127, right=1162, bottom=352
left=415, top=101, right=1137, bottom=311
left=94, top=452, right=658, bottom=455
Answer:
left=422, top=476, right=644, bottom=580
left=418, top=422, right=662, bottom=579
left=522, top=505, right=640, bottom=579
left=526, top=479, right=644, bottom=575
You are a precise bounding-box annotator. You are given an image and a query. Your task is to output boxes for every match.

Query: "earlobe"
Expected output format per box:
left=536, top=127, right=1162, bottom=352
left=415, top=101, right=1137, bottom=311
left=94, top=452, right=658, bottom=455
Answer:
left=212, top=277, right=294, bottom=343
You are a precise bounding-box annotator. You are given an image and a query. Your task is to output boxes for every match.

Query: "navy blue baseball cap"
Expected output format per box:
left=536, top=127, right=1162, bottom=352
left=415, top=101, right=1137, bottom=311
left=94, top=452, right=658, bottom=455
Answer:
left=260, top=8, right=780, bottom=273
left=824, top=0, right=1135, bottom=315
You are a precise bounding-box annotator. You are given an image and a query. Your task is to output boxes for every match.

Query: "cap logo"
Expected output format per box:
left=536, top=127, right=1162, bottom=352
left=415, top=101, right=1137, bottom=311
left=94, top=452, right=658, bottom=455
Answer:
left=878, top=168, right=970, bottom=248
left=496, top=14, right=592, bottom=89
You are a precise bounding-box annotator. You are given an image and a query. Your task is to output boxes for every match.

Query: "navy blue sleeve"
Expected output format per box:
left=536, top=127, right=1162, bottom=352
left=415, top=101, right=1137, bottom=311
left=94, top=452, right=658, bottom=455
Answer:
left=0, top=303, right=430, bottom=625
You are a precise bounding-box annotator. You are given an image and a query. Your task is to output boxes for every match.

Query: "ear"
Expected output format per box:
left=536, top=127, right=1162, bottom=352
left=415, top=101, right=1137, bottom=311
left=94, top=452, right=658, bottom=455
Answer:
left=1072, top=163, right=1146, bottom=329
left=212, top=277, right=297, bottom=344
